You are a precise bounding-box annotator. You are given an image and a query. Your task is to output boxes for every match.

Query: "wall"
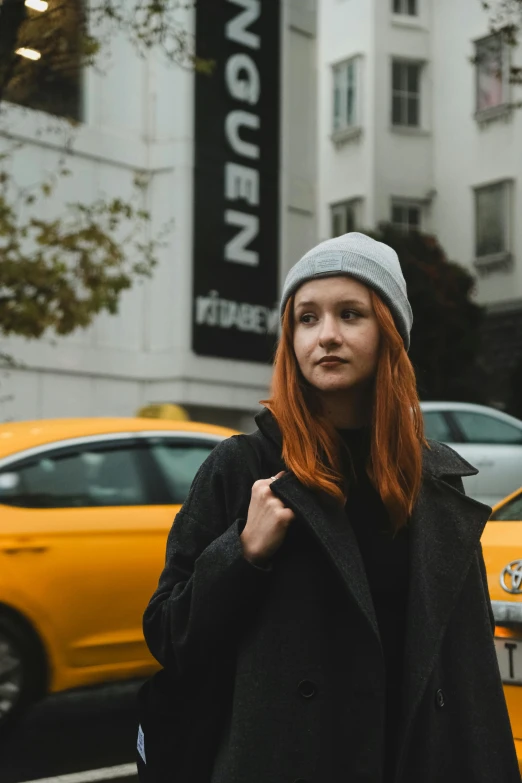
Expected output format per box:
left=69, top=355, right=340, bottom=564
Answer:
left=431, top=0, right=522, bottom=307
left=0, top=1, right=318, bottom=428
left=373, top=0, right=434, bottom=229
left=319, top=0, right=522, bottom=305
left=283, top=0, right=318, bottom=275
left=317, top=0, right=376, bottom=237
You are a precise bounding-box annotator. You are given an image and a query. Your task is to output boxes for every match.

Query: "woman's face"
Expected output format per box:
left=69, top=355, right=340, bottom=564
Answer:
left=293, top=276, right=381, bottom=398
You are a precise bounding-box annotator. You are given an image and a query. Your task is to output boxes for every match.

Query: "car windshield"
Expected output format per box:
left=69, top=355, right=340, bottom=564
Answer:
left=490, top=491, right=522, bottom=521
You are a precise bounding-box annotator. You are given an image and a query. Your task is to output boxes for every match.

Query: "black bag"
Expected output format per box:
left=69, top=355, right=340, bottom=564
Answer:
left=135, top=434, right=264, bottom=783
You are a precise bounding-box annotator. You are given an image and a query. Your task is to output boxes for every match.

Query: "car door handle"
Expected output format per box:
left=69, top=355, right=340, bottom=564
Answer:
left=0, top=545, right=48, bottom=555
left=476, top=460, right=495, bottom=467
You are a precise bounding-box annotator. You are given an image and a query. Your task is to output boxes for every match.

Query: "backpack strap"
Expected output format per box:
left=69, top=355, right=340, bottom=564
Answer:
left=236, top=430, right=285, bottom=481
left=236, top=433, right=264, bottom=481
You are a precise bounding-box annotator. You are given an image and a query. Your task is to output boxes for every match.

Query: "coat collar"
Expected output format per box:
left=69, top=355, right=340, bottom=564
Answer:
left=422, top=437, right=479, bottom=479
left=255, top=407, right=492, bottom=778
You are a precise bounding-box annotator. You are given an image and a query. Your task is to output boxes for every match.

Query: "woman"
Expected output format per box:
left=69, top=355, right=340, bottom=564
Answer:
left=143, top=233, right=519, bottom=783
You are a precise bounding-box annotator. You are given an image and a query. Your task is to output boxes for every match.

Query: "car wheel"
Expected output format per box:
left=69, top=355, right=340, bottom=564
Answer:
left=0, top=611, right=46, bottom=731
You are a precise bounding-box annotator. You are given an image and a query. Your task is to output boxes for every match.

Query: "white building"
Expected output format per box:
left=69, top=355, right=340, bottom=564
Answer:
left=318, top=0, right=522, bottom=406
left=1, top=0, right=318, bottom=431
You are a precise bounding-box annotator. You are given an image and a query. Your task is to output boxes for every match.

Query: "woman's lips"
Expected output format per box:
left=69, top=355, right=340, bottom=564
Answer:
left=317, top=358, right=347, bottom=367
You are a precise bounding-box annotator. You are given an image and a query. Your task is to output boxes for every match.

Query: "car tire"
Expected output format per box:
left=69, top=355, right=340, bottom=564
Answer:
left=0, top=610, right=47, bottom=732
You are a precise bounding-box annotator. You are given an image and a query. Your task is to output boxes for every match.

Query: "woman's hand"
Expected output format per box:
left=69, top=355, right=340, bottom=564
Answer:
left=240, top=471, right=295, bottom=566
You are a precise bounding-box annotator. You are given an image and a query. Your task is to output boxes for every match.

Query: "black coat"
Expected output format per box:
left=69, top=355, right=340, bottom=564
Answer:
left=143, top=408, right=520, bottom=783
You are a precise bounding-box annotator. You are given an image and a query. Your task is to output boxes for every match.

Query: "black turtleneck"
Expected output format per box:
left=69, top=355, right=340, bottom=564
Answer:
left=337, top=427, right=410, bottom=781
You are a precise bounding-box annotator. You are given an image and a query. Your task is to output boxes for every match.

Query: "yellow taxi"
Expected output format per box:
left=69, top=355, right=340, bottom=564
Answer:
left=483, top=487, right=522, bottom=771
left=0, top=417, right=237, bottom=728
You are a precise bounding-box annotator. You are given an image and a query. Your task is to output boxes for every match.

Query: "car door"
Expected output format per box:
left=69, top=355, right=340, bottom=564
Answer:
left=483, top=490, right=522, bottom=743
left=449, top=411, right=522, bottom=507
left=0, top=436, right=172, bottom=688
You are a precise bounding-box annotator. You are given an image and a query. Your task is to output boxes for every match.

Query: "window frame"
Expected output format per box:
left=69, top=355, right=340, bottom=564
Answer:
left=0, top=438, right=160, bottom=509
left=391, top=58, right=423, bottom=129
left=331, top=55, right=362, bottom=138
left=473, top=179, right=512, bottom=271
left=330, top=198, right=363, bottom=237
left=474, top=32, right=511, bottom=119
left=3, top=0, right=85, bottom=122
left=390, top=198, right=424, bottom=233
left=392, top=0, right=418, bottom=16
left=0, top=431, right=227, bottom=509
left=144, top=435, right=222, bottom=505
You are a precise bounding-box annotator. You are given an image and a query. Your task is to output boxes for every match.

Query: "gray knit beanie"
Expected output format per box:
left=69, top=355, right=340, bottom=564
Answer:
left=280, top=232, right=413, bottom=350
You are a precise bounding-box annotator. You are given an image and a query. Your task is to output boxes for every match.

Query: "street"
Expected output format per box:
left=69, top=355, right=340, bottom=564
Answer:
left=0, top=680, right=141, bottom=783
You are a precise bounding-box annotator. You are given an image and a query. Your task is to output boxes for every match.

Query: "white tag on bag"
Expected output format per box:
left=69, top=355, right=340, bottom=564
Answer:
left=137, top=723, right=146, bottom=764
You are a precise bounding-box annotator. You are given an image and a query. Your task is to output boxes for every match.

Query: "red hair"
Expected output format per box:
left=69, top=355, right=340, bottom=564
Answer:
left=262, top=288, right=425, bottom=530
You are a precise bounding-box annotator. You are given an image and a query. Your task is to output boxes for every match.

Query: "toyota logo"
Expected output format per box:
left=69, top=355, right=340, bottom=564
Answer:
left=500, top=560, right=522, bottom=594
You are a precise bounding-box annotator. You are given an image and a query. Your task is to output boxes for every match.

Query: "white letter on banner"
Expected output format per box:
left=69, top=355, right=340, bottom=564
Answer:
left=225, top=163, right=259, bottom=206
left=225, top=111, right=260, bottom=159
left=226, top=0, right=260, bottom=49
left=195, top=291, right=219, bottom=325
left=226, top=54, right=260, bottom=105
left=225, top=210, right=259, bottom=266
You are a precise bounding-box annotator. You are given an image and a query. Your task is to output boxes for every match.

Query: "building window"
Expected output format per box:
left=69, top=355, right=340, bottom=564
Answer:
left=393, top=0, right=418, bottom=15
left=331, top=199, right=362, bottom=237
left=391, top=200, right=422, bottom=232
left=1, top=0, right=84, bottom=121
left=475, top=181, right=511, bottom=261
left=392, top=60, right=422, bottom=127
left=475, top=33, right=509, bottom=115
left=333, top=58, right=360, bottom=133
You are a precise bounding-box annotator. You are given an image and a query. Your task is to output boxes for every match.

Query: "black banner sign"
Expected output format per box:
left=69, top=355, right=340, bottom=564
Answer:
left=192, top=0, right=281, bottom=363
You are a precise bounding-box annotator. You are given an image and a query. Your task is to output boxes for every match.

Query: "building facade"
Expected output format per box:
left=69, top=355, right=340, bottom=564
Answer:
left=1, top=0, right=318, bottom=430
left=318, top=0, right=522, bottom=408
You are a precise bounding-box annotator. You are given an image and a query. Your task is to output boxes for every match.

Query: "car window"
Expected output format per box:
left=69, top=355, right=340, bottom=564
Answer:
left=148, top=439, right=217, bottom=504
left=490, top=492, right=522, bottom=521
left=423, top=411, right=453, bottom=442
left=0, top=442, right=150, bottom=509
left=453, top=412, right=522, bottom=445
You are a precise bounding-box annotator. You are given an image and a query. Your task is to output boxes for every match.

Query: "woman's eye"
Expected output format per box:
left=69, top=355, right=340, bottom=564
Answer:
left=342, top=309, right=362, bottom=320
left=299, top=310, right=361, bottom=323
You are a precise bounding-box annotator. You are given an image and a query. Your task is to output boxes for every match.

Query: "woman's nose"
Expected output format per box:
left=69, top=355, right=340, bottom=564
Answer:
left=318, top=315, right=342, bottom=345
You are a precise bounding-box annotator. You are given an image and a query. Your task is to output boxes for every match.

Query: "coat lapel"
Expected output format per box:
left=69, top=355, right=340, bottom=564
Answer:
left=394, top=441, right=492, bottom=779
left=255, top=404, right=379, bottom=640
left=271, top=472, right=381, bottom=643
